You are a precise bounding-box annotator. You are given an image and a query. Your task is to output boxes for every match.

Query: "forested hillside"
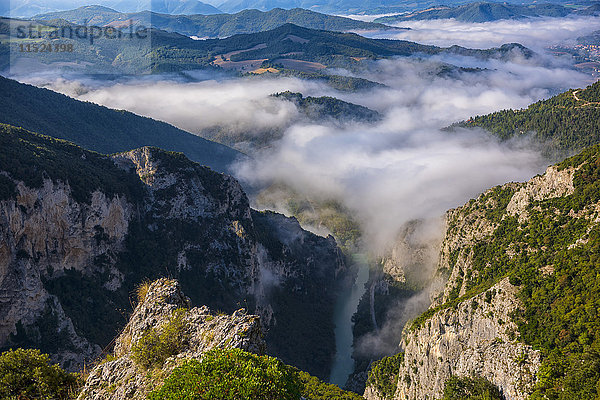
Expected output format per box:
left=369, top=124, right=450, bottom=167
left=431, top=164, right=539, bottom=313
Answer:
left=273, top=91, right=381, bottom=122
left=451, top=80, right=600, bottom=156
left=201, top=91, right=380, bottom=150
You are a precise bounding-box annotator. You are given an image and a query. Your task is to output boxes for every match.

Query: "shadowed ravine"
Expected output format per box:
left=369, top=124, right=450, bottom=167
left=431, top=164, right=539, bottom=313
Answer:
left=329, top=254, right=370, bottom=387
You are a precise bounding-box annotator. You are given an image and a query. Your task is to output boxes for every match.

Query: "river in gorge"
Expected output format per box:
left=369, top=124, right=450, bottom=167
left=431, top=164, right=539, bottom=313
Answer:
left=329, top=253, right=370, bottom=387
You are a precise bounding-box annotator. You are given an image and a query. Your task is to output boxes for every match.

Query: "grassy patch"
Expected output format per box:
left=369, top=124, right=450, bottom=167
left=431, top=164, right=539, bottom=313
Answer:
left=131, top=309, right=189, bottom=370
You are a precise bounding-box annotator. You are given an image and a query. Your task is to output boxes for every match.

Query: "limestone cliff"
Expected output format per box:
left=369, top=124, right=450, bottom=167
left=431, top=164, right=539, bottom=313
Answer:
left=391, top=279, right=540, bottom=400
left=364, top=157, right=599, bottom=400
left=0, top=126, right=347, bottom=378
left=432, top=165, right=575, bottom=307
left=0, top=180, right=132, bottom=368
left=78, top=278, right=265, bottom=400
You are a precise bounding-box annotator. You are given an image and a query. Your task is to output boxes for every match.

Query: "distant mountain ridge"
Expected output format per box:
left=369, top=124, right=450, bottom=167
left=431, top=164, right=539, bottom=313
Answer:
left=198, top=0, right=588, bottom=14
left=5, top=0, right=592, bottom=17
left=375, top=2, right=599, bottom=23
left=3, top=0, right=222, bottom=17
left=33, top=6, right=392, bottom=38
left=2, top=19, right=534, bottom=75
left=114, top=0, right=222, bottom=14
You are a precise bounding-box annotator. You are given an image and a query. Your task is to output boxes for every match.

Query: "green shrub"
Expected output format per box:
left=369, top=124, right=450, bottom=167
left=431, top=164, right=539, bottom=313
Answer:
left=365, top=352, right=404, bottom=399
left=295, top=368, right=363, bottom=400
left=532, top=345, right=600, bottom=400
left=147, top=348, right=302, bottom=400
left=0, top=348, right=80, bottom=399
left=131, top=309, right=189, bottom=370
left=442, top=376, right=503, bottom=400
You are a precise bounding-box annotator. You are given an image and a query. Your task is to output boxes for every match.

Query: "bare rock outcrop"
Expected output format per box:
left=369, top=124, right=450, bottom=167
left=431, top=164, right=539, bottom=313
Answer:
left=78, top=278, right=265, bottom=400
left=506, top=166, right=574, bottom=221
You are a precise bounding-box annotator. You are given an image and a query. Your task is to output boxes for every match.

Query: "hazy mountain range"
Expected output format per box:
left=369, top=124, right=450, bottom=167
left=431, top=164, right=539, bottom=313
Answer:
left=375, top=1, right=600, bottom=23
left=3, top=0, right=589, bottom=17
left=3, top=0, right=222, bottom=17
left=1, top=18, right=533, bottom=75
left=33, top=6, right=391, bottom=38
left=163, top=0, right=597, bottom=14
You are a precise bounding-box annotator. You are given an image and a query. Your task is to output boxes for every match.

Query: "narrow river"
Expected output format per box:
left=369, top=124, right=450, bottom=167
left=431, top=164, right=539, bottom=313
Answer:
left=329, top=254, right=370, bottom=387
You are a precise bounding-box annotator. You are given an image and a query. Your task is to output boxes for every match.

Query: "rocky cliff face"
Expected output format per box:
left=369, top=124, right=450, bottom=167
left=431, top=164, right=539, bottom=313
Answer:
left=348, top=218, right=444, bottom=393
left=0, top=179, right=132, bottom=368
left=0, top=127, right=347, bottom=378
left=78, top=278, right=265, bottom=400
left=381, top=219, right=444, bottom=286
left=392, top=278, right=540, bottom=400
left=364, top=163, right=583, bottom=400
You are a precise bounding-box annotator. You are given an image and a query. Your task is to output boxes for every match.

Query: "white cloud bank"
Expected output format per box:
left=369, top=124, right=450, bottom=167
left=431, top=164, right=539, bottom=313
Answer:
left=361, top=15, right=600, bottom=50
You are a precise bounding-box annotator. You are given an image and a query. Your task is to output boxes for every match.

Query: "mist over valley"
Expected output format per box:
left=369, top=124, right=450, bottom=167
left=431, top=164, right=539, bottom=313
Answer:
left=1, top=2, right=600, bottom=399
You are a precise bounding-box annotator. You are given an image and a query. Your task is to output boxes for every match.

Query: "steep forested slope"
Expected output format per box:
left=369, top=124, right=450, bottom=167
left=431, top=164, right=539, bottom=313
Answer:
left=0, top=76, right=242, bottom=173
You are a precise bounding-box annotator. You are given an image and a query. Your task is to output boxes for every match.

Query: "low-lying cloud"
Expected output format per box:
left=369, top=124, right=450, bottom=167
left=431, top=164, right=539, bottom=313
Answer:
left=24, top=47, right=592, bottom=253
left=42, top=76, right=320, bottom=133
left=236, top=118, right=545, bottom=252
left=358, top=15, right=600, bottom=51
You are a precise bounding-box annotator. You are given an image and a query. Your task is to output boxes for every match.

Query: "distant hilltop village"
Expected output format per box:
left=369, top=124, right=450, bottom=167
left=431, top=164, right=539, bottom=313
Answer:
left=549, top=43, right=600, bottom=76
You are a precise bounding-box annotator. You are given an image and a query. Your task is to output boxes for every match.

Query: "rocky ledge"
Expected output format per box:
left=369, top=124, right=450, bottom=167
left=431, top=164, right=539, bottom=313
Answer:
left=78, top=278, right=265, bottom=400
